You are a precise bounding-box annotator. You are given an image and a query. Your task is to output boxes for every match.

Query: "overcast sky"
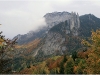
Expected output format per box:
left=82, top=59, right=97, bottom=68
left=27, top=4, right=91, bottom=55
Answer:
left=0, top=0, right=100, bottom=39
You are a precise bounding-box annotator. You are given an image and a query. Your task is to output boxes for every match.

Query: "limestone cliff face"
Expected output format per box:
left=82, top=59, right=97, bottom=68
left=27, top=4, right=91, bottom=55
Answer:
left=69, top=12, right=80, bottom=35
left=44, top=11, right=80, bottom=36
left=32, top=11, right=81, bottom=57
left=44, top=12, right=71, bottom=29
left=40, top=32, right=64, bottom=55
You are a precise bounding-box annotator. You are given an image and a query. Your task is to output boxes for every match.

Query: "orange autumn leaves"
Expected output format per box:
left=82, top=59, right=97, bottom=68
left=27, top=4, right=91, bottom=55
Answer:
left=19, top=29, right=100, bottom=74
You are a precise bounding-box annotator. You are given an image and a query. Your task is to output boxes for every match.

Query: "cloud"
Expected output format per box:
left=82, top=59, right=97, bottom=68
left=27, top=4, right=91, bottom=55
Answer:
left=30, top=17, right=46, bottom=31
left=0, top=1, right=47, bottom=39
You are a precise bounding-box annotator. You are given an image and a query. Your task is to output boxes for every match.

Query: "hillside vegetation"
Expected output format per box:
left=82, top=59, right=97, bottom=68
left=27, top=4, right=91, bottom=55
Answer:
left=17, top=29, right=100, bottom=74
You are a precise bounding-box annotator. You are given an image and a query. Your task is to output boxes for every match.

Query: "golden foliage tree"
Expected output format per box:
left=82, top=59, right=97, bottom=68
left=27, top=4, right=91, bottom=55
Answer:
left=82, top=29, right=100, bottom=73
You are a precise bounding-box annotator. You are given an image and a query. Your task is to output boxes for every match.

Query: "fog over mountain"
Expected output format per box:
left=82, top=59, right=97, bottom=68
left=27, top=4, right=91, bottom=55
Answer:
left=0, top=0, right=100, bottom=38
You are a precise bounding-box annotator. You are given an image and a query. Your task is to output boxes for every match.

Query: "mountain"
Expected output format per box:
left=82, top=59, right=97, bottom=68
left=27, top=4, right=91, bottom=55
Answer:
left=12, top=11, right=100, bottom=71
left=13, top=12, right=100, bottom=59
left=14, top=11, right=80, bottom=44
left=14, top=11, right=81, bottom=58
left=14, top=12, right=100, bottom=45
left=29, top=13, right=100, bottom=59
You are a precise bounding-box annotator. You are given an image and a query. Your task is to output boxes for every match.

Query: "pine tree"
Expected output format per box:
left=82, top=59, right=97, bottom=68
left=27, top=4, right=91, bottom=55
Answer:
left=59, top=55, right=67, bottom=74
left=59, top=61, right=64, bottom=74
left=65, top=58, right=74, bottom=74
left=63, top=55, right=67, bottom=63
left=72, top=51, right=77, bottom=61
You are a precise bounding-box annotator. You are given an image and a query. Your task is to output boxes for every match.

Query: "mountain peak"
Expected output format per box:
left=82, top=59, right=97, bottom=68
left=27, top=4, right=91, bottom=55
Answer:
left=44, top=11, right=80, bottom=36
left=44, top=11, right=71, bottom=17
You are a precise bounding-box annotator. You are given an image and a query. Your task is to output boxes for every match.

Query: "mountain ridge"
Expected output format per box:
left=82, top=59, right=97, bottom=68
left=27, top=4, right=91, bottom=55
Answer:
left=14, top=11, right=80, bottom=44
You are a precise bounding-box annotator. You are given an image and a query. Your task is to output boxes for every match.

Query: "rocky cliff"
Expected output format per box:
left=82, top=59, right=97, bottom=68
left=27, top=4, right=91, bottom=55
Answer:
left=32, top=12, right=80, bottom=57
left=44, top=11, right=80, bottom=36
left=34, top=20, right=81, bottom=58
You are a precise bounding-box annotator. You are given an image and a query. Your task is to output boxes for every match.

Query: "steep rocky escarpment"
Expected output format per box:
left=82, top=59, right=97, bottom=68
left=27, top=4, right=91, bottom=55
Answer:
left=33, top=12, right=80, bottom=57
